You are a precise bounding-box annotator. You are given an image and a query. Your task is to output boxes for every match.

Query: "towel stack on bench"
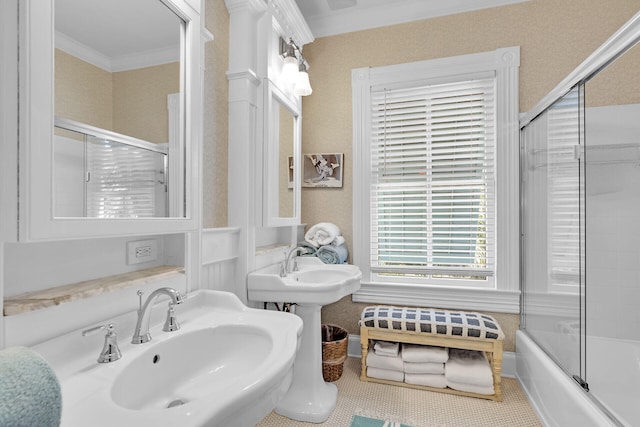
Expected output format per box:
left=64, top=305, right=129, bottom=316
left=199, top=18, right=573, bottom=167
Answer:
left=366, top=341, right=495, bottom=393
left=359, top=305, right=504, bottom=401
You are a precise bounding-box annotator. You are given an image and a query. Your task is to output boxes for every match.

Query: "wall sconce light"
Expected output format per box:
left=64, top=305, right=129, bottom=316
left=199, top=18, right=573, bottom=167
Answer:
left=294, top=61, right=312, bottom=96
left=279, top=37, right=313, bottom=96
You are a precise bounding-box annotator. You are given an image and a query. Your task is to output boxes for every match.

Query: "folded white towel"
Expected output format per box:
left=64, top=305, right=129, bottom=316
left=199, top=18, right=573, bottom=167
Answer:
left=446, top=379, right=495, bottom=395
left=305, top=222, right=342, bottom=248
left=445, top=349, right=494, bottom=387
left=366, top=349, right=403, bottom=371
left=405, top=373, right=447, bottom=388
left=367, top=367, right=404, bottom=382
left=403, top=361, right=445, bottom=375
left=401, top=343, right=449, bottom=363
left=374, top=341, right=399, bottom=357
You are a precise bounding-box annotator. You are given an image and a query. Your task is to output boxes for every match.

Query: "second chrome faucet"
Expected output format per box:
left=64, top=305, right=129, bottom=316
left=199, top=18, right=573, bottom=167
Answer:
left=131, top=287, right=184, bottom=344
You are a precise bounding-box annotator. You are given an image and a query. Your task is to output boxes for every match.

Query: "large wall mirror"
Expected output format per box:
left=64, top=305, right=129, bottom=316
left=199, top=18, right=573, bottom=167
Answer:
left=19, top=0, right=201, bottom=240
left=54, top=0, right=183, bottom=218
left=264, top=79, right=301, bottom=226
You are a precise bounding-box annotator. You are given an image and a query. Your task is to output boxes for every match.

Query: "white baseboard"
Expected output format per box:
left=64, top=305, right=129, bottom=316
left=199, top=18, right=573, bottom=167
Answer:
left=347, top=334, right=517, bottom=378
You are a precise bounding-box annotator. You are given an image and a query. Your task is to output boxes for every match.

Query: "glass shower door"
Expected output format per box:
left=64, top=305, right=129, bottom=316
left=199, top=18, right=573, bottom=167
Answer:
left=521, top=85, right=586, bottom=384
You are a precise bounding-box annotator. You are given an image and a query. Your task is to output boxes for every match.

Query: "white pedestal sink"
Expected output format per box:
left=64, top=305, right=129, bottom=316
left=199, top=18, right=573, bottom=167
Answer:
left=32, top=290, right=303, bottom=427
left=248, top=257, right=361, bottom=423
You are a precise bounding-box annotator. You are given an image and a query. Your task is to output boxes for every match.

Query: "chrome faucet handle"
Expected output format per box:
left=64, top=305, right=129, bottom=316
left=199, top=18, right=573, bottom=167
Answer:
left=82, top=323, right=122, bottom=363
left=162, top=303, right=180, bottom=332
left=137, top=290, right=144, bottom=313
left=132, top=287, right=185, bottom=344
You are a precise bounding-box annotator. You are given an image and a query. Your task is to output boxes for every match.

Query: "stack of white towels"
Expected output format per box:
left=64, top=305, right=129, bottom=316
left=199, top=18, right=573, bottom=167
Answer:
left=445, top=348, right=495, bottom=395
left=366, top=341, right=494, bottom=394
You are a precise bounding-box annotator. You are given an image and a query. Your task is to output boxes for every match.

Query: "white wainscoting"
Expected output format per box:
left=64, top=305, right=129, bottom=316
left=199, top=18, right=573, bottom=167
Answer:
left=201, top=228, right=240, bottom=295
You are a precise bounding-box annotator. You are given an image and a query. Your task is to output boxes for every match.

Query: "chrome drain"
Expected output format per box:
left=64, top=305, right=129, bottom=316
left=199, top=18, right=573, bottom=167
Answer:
left=167, top=399, right=187, bottom=408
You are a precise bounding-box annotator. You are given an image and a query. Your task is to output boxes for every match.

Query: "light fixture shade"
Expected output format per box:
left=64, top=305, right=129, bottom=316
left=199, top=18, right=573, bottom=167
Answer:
left=294, top=70, right=313, bottom=96
left=281, top=56, right=299, bottom=82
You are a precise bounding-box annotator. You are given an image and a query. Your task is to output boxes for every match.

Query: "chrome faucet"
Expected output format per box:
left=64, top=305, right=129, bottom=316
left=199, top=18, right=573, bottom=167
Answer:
left=283, top=246, right=310, bottom=276
left=82, top=323, right=122, bottom=363
left=131, top=287, right=184, bottom=344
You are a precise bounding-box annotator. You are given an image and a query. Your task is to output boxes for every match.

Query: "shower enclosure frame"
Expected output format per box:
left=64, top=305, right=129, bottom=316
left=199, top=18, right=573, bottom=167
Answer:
left=519, top=10, right=640, bottom=427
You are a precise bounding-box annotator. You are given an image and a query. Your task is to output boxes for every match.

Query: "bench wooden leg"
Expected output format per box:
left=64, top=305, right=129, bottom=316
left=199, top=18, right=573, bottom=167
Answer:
left=491, top=341, right=503, bottom=401
left=360, top=327, right=369, bottom=381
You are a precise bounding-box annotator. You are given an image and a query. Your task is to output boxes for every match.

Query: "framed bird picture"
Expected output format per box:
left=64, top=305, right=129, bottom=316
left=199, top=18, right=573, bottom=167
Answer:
left=301, top=153, right=343, bottom=188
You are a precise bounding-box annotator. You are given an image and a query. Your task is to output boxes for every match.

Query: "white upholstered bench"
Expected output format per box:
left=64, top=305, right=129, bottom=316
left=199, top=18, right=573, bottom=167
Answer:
left=359, top=306, right=504, bottom=401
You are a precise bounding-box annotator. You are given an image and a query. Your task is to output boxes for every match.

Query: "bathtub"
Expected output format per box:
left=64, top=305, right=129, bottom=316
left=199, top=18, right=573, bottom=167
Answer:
left=516, top=331, right=629, bottom=427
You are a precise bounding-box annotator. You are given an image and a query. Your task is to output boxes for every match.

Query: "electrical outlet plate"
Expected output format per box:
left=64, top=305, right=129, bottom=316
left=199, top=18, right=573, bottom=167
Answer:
left=127, top=239, right=158, bottom=265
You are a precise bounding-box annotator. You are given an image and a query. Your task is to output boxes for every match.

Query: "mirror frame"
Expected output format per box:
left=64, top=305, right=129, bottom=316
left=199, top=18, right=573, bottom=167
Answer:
left=18, top=0, right=201, bottom=241
left=263, top=79, right=301, bottom=227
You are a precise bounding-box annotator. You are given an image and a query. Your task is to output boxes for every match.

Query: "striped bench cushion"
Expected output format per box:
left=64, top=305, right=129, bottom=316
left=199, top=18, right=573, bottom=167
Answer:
left=360, top=306, right=504, bottom=340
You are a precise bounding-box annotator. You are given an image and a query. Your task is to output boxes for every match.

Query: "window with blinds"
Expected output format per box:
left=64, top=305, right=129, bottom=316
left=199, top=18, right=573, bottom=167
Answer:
left=369, top=78, right=496, bottom=285
left=86, top=136, right=166, bottom=218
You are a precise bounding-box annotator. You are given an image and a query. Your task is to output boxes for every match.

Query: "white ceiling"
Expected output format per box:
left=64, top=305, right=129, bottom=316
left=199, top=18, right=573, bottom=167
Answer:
left=294, top=0, right=530, bottom=38
left=55, top=0, right=180, bottom=72
left=55, top=0, right=530, bottom=69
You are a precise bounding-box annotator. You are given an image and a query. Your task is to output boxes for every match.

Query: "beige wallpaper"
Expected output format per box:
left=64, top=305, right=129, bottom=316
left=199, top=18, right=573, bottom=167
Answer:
left=299, top=0, right=640, bottom=351
left=112, top=62, right=180, bottom=144
left=202, top=0, right=230, bottom=229
left=55, top=49, right=113, bottom=130
left=55, top=49, right=179, bottom=144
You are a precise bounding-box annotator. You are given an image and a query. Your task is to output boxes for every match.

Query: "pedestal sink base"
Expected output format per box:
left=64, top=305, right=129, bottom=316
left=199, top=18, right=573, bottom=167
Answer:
left=275, top=303, right=338, bottom=423
left=275, top=380, right=337, bottom=423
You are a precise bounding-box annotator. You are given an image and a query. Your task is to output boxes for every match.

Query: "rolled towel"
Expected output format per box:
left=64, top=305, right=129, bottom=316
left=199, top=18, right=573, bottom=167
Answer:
left=367, top=367, right=404, bottom=382
left=296, top=241, right=318, bottom=257
left=317, top=243, right=348, bottom=264
left=0, top=347, right=62, bottom=427
left=332, top=235, right=346, bottom=246
left=401, top=343, right=449, bottom=363
left=404, top=373, right=447, bottom=388
left=446, top=379, right=495, bottom=395
left=445, top=349, right=494, bottom=387
left=374, top=341, right=399, bottom=357
left=305, top=222, right=341, bottom=248
left=403, top=361, right=445, bottom=375
left=366, top=349, right=403, bottom=371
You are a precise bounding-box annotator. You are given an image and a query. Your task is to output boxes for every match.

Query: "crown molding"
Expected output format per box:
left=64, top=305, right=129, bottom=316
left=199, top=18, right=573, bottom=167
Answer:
left=55, top=31, right=179, bottom=73
left=304, top=0, right=529, bottom=38
left=271, top=0, right=314, bottom=45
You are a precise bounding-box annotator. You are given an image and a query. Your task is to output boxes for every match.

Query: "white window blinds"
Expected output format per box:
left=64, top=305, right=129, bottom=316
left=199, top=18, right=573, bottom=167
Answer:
left=86, top=136, right=166, bottom=218
left=370, top=78, right=496, bottom=281
left=546, top=87, right=581, bottom=287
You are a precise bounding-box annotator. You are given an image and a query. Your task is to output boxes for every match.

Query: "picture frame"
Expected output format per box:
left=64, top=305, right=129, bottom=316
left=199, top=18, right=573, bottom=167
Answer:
left=302, top=153, right=343, bottom=188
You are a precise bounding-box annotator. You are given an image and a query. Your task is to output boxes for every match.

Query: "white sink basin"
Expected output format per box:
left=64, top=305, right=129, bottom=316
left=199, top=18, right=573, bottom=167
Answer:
left=111, top=324, right=272, bottom=411
left=248, top=257, right=362, bottom=305
left=33, top=290, right=302, bottom=427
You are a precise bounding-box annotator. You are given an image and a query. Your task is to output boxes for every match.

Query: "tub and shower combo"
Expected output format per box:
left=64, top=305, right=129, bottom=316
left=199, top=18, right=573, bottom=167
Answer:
left=518, top=10, right=640, bottom=427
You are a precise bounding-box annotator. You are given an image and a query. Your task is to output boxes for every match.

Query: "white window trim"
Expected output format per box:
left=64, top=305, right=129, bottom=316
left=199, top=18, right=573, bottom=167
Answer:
left=352, top=47, right=521, bottom=314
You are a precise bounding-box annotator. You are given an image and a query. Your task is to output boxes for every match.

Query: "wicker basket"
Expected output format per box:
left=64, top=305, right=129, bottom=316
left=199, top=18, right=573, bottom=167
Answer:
left=321, top=324, right=348, bottom=382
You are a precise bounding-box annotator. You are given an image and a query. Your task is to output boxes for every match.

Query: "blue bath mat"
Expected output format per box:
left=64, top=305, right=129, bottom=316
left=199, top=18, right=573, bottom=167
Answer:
left=350, top=414, right=414, bottom=427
